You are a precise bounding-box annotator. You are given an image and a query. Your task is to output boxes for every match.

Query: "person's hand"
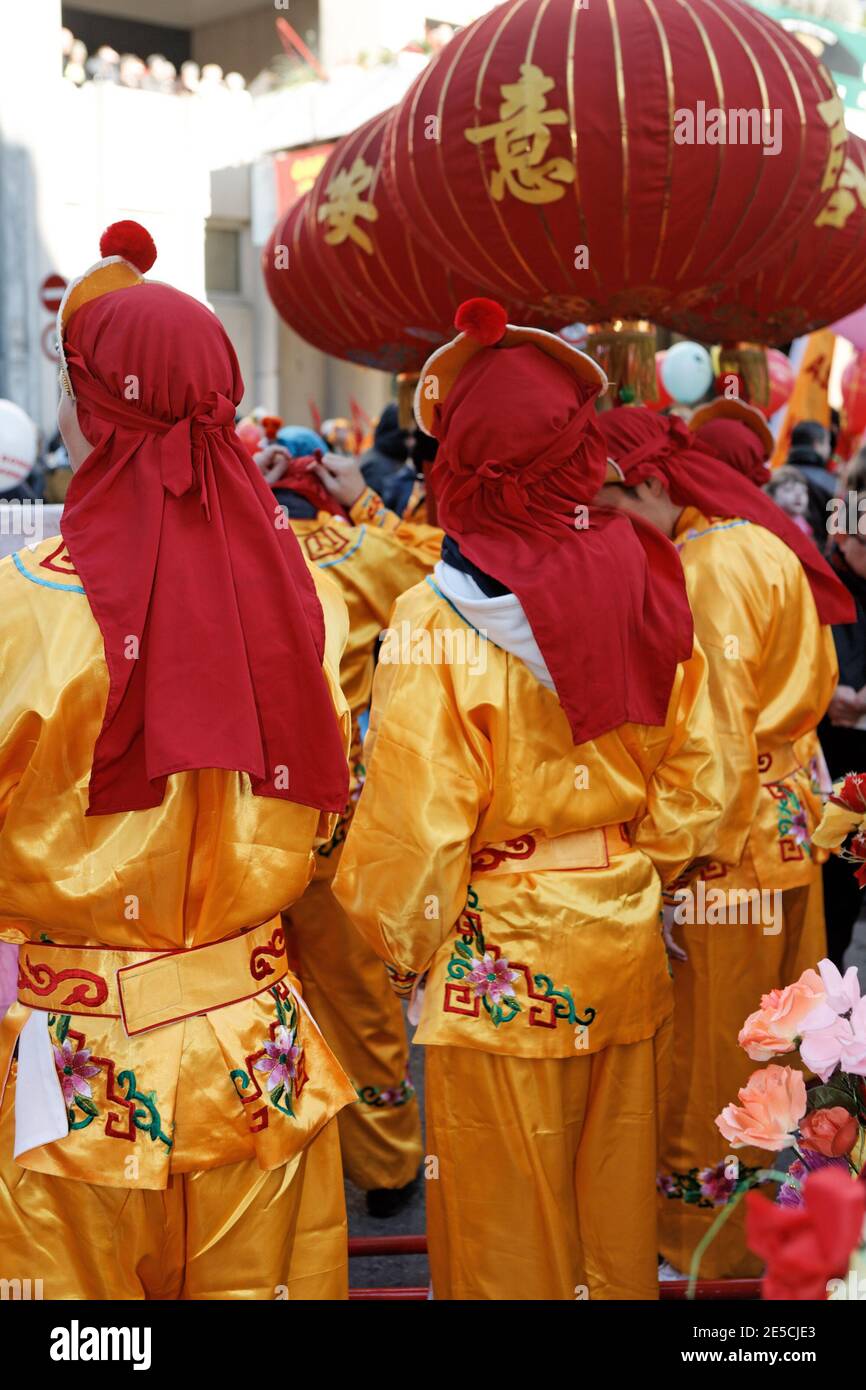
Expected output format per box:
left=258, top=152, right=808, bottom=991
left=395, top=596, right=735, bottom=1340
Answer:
left=828, top=685, right=866, bottom=728
left=309, top=451, right=366, bottom=508
left=253, top=443, right=290, bottom=485
left=662, top=902, right=688, bottom=962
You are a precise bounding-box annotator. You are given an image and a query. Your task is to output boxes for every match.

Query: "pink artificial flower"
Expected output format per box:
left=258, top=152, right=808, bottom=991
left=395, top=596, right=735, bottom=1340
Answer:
left=716, top=1064, right=808, bottom=1151
left=817, top=959, right=861, bottom=1016
left=467, top=952, right=520, bottom=1005
left=840, top=996, right=866, bottom=1076
left=253, top=1024, right=300, bottom=1093
left=799, top=1015, right=853, bottom=1083
left=53, top=1039, right=101, bottom=1108
left=738, top=968, right=825, bottom=1061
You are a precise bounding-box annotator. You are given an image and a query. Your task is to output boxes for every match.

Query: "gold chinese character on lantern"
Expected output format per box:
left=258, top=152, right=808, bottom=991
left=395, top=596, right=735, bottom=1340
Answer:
left=465, top=62, right=575, bottom=205
left=317, top=157, right=379, bottom=255
left=817, top=87, right=847, bottom=196
left=814, top=150, right=866, bottom=230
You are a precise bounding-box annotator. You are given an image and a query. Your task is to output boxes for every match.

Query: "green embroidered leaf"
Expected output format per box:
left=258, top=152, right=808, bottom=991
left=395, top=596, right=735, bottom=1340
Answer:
left=56, top=1014, right=71, bottom=1044
left=270, top=1083, right=285, bottom=1105
left=75, top=1095, right=98, bottom=1117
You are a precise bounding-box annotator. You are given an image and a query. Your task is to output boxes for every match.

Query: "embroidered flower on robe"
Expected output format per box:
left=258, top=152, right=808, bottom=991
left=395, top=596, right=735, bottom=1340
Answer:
left=53, top=1038, right=101, bottom=1107
left=253, top=1024, right=301, bottom=1094
left=466, top=952, right=520, bottom=1005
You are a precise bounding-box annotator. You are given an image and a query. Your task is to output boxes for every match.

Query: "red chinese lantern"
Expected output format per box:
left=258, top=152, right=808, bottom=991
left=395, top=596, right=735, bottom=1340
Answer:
left=300, top=108, right=560, bottom=359
left=263, top=195, right=429, bottom=373
left=841, top=352, right=866, bottom=436
left=658, top=134, right=866, bottom=346
left=382, top=0, right=845, bottom=330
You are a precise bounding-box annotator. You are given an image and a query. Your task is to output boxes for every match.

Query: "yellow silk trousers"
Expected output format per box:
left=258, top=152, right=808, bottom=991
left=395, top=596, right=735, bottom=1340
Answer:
left=0, top=1075, right=348, bottom=1300
left=658, top=875, right=826, bottom=1279
left=287, top=881, right=422, bottom=1192
left=425, top=1026, right=670, bottom=1301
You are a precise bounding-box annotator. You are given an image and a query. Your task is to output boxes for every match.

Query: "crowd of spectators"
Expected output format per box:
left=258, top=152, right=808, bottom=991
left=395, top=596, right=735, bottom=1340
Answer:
left=61, top=28, right=246, bottom=95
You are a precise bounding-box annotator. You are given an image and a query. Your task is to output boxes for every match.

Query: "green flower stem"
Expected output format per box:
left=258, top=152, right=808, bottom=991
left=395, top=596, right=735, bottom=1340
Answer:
left=686, top=1168, right=794, bottom=1300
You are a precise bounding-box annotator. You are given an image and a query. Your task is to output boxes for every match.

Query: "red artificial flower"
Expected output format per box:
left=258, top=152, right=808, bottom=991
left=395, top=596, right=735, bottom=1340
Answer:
left=830, top=772, right=866, bottom=815
left=799, top=1106, right=859, bottom=1158
left=747, top=1167, right=866, bottom=1300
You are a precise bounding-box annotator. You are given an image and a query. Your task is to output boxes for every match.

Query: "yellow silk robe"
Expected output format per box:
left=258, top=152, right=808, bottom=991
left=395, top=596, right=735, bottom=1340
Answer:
left=658, top=509, right=836, bottom=1279
left=334, top=577, right=724, bottom=1058
left=286, top=506, right=438, bottom=1189
left=0, top=535, right=356, bottom=1193
left=332, top=577, right=723, bottom=1297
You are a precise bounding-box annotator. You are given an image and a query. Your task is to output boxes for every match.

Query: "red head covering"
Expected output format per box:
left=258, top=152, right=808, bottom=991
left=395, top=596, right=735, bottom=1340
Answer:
left=268, top=450, right=344, bottom=516
left=693, top=418, right=771, bottom=487
left=62, top=283, right=348, bottom=815
left=430, top=343, right=695, bottom=744
left=598, top=408, right=854, bottom=626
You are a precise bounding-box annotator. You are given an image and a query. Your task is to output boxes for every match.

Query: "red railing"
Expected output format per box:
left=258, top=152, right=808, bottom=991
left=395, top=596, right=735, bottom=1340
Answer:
left=348, top=1235, right=762, bottom=1300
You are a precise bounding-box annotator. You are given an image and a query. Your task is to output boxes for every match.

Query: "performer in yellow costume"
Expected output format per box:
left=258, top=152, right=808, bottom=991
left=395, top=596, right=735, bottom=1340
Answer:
left=258, top=430, right=439, bottom=1209
left=334, top=298, right=724, bottom=1300
left=0, top=222, right=357, bottom=1300
left=596, top=405, right=853, bottom=1280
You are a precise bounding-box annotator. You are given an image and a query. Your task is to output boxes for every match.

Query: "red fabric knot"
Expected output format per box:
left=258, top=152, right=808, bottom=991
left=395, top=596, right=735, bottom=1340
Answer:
left=160, top=391, right=236, bottom=518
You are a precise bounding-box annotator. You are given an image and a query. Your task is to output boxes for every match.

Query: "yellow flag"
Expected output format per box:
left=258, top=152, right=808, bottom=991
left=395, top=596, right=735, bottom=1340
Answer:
left=770, top=330, right=835, bottom=470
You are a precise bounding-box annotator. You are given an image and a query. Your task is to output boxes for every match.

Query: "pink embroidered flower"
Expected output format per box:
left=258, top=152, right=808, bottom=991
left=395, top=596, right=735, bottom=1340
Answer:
left=254, top=1024, right=300, bottom=1093
left=790, top=808, right=810, bottom=845
left=53, top=1039, right=101, bottom=1107
left=698, top=1160, right=738, bottom=1206
left=467, top=952, right=520, bottom=1005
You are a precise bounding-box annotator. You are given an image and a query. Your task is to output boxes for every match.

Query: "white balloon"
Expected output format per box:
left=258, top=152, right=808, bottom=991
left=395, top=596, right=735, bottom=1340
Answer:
left=0, top=400, right=38, bottom=491
left=660, top=341, right=714, bottom=406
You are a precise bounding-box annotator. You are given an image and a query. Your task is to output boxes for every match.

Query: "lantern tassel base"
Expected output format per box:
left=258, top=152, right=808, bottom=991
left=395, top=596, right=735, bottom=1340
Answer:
left=586, top=321, right=658, bottom=404
left=718, top=343, right=770, bottom=409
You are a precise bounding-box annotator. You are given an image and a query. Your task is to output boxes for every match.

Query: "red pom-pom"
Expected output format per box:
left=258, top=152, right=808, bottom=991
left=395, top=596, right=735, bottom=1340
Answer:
left=454, top=297, right=507, bottom=346
left=99, top=220, right=157, bottom=274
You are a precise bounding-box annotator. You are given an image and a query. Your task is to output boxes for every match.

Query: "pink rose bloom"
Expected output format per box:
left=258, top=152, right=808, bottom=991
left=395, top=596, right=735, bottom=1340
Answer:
left=716, top=1064, right=808, bottom=1151
left=739, top=967, right=825, bottom=1061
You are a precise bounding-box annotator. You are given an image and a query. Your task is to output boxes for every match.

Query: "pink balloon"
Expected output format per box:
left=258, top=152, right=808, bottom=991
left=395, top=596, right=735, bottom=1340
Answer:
left=764, top=348, right=796, bottom=418
left=236, top=421, right=263, bottom=457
